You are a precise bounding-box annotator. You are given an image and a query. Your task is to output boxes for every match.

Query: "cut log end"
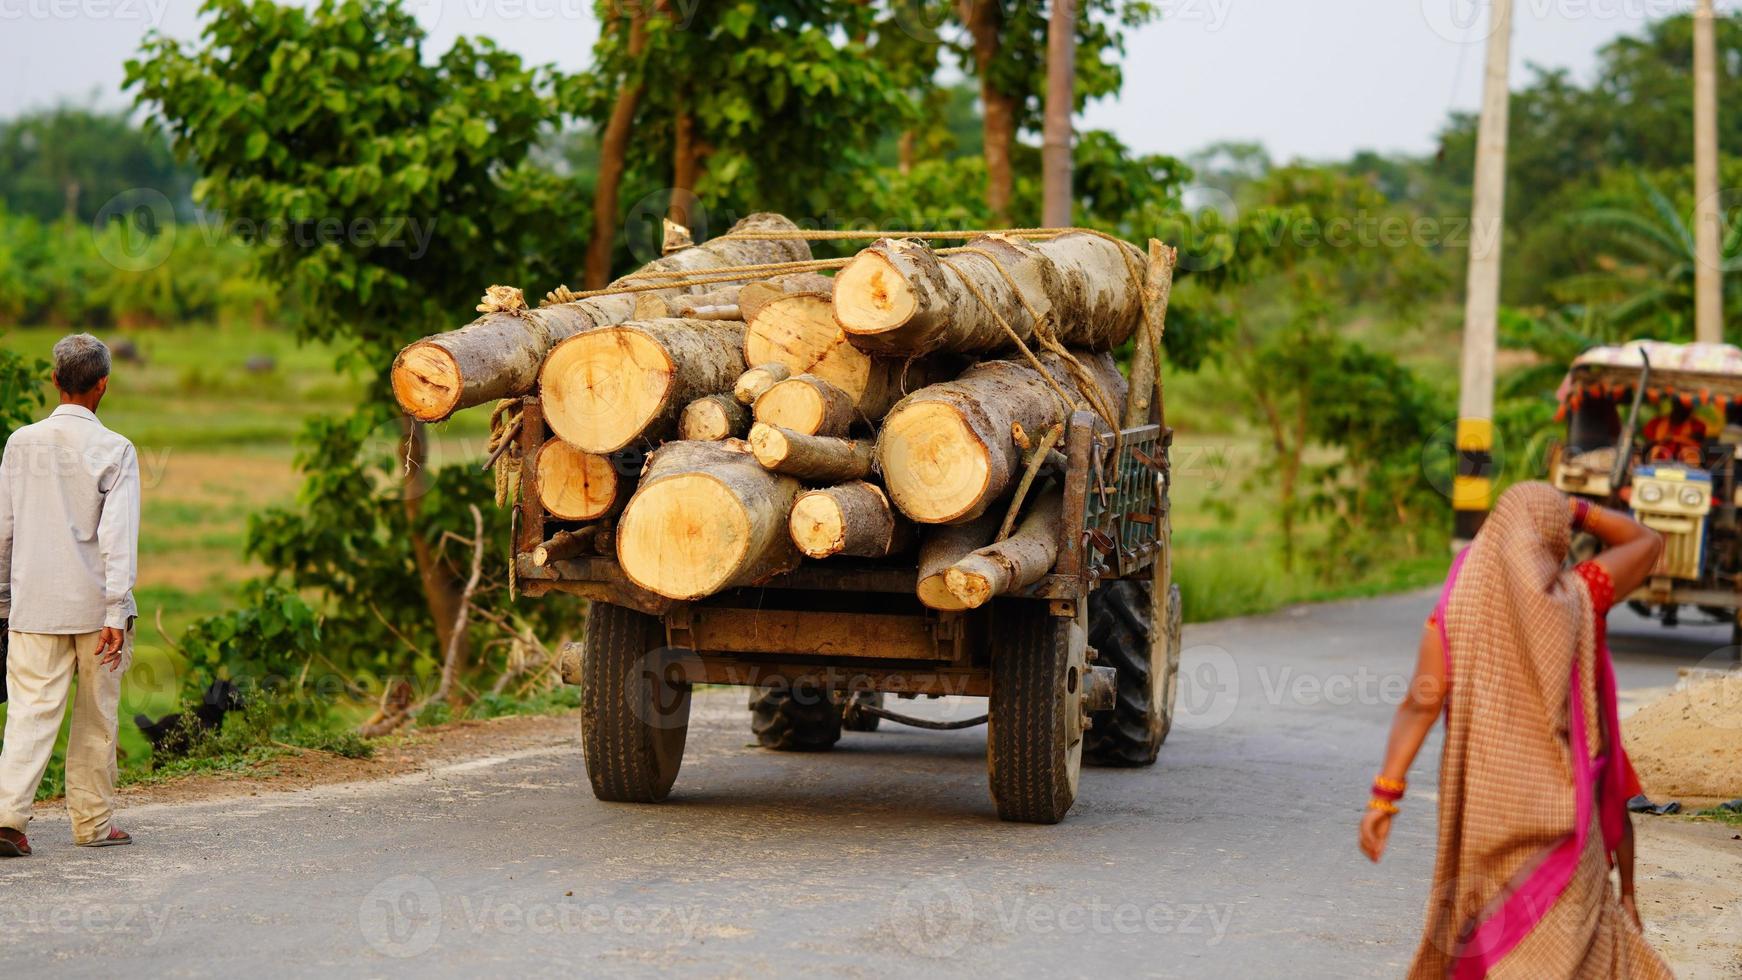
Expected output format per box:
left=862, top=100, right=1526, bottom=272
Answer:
left=734, top=363, right=792, bottom=406
left=833, top=251, right=915, bottom=336
left=392, top=343, right=462, bottom=422
left=679, top=394, right=749, bottom=441
left=541, top=326, right=675, bottom=453
left=534, top=441, right=620, bottom=521
left=617, top=473, right=753, bottom=600
left=878, top=401, right=992, bottom=524
left=754, top=375, right=856, bottom=437
left=789, top=491, right=850, bottom=559
left=942, top=558, right=999, bottom=609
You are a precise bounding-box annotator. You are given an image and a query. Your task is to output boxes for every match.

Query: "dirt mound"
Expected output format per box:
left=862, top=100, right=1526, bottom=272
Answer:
left=1623, top=672, right=1742, bottom=806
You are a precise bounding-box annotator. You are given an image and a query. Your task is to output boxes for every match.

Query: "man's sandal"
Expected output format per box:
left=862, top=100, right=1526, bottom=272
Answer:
left=0, top=828, right=31, bottom=857
left=76, top=827, right=132, bottom=848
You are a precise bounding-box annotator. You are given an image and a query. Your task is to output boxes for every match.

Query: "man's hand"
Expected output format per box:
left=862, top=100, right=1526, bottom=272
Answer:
left=1359, top=808, right=1393, bottom=863
left=96, top=626, right=126, bottom=671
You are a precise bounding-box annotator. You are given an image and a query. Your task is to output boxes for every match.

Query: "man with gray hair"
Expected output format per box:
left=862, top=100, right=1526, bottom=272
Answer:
left=0, top=333, right=140, bottom=856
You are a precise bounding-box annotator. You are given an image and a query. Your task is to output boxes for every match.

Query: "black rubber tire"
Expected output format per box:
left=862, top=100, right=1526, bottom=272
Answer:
left=750, top=683, right=843, bottom=751
left=1085, top=579, right=1182, bottom=767
left=841, top=691, right=883, bottom=732
left=987, top=599, right=1083, bottom=824
left=579, top=602, right=690, bottom=803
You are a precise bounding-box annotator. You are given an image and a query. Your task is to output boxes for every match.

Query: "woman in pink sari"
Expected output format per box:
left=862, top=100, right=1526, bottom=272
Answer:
left=1359, top=482, right=1672, bottom=978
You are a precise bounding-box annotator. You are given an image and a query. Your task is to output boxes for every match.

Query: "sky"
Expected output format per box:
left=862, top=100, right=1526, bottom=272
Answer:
left=0, top=0, right=1722, bottom=161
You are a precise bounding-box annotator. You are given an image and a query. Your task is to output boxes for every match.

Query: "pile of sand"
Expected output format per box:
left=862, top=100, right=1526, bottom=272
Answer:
left=1623, top=672, right=1742, bottom=806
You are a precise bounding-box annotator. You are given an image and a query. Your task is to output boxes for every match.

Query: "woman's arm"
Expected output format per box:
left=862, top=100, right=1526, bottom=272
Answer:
left=1617, top=813, right=1641, bottom=927
left=1359, top=621, right=1447, bottom=863
left=1578, top=500, right=1663, bottom=599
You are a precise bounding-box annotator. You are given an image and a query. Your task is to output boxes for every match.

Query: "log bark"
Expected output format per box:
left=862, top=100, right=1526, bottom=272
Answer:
left=616, top=440, right=802, bottom=600
left=747, top=423, right=875, bottom=482
left=1122, top=239, right=1176, bottom=430
left=915, top=511, right=1000, bottom=610
left=833, top=232, right=1147, bottom=356
left=753, top=374, right=857, bottom=437
left=534, top=440, right=623, bottom=521
left=532, top=524, right=611, bottom=566
left=789, top=481, right=912, bottom=559
left=877, top=350, right=1126, bottom=524
left=943, top=488, right=1063, bottom=608
left=744, top=286, right=945, bottom=418
left=540, top=317, right=748, bottom=453
left=392, top=213, right=808, bottom=421
left=679, top=393, right=751, bottom=441
left=734, top=363, right=792, bottom=405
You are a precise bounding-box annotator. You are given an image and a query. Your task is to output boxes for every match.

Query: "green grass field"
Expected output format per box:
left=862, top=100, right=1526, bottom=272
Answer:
left=0, top=321, right=1449, bottom=798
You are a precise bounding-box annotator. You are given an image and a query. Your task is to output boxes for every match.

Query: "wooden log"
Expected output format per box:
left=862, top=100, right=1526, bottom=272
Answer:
left=832, top=232, right=1146, bottom=356
left=744, top=287, right=944, bottom=419
left=534, top=440, right=622, bottom=521
left=734, top=363, right=792, bottom=406
left=678, top=393, right=751, bottom=441
left=943, top=489, right=1063, bottom=608
left=753, top=374, right=857, bottom=437
left=737, top=272, right=835, bottom=323
left=748, top=423, right=875, bottom=482
left=532, top=525, right=611, bottom=566
left=391, top=213, right=809, bottom=421
left=540, top=317, right=748, bottom=453
left=877, top=350, right=1126, bottom=524
left=789, top=481, right=912, bottom=559
left=915, top=512, right=1000, bottom=610
left=616, top=440, right=802, bottom=600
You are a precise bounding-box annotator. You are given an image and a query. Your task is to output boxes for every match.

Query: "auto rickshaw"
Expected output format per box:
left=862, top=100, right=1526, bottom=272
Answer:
left=1548, top=340, right=1742, bottom=652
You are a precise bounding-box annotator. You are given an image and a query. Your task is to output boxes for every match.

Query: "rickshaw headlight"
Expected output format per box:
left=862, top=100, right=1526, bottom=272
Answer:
left=1680, top=486, right=1706, bottom=507
left=1639, top=483, right=1664, bottom=504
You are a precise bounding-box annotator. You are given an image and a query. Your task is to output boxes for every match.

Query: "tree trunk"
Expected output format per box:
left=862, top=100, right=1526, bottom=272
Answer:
left=734, top=363, right=793, bottom=405
left=877, top=350, right=1125, bottom=524
left=744, top=286, right=947, bottom=417
left=534, top=439, right=623, bottom=521
left=541, top=317, right=749, bottom=453
left=944, top=488, right=1062, bottom=608
left=789, top=481, right=912, bottom=559
left=915, top=511, right=1000, bottom=610
left=679, top=393, right=751, bottom=441
left=616, top=440, right=802, bottom=599
left=752, top=374, right=858, bottom=436
left=1040, top=0, right=1077, bottom=228
left=960, top=0, right=1013, bottom=223
left=833, top=232, right=1147, bottom=355
left=667, top=104, right=709, bottom=230
left=584, top=9, right=650, bottom=290
left=398, top=417, right=466, bottom=669
left=393, top=213, right=808, bottom=422
left=747, top=423, right=875, bottom=482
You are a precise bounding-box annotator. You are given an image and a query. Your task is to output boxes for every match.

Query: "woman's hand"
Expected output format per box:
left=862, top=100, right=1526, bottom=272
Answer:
left=1621, top=891, right=1642, bottom=929
left=1359, top=808, right=1393, bottom=863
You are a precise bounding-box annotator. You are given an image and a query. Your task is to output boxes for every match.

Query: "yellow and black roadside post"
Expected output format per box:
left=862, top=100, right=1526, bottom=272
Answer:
left=1453, top=418, right=1494, bottom=542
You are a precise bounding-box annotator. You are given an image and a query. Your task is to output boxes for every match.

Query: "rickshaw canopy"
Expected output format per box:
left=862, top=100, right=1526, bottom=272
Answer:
left=1562, top=340, right=1742, bottom=408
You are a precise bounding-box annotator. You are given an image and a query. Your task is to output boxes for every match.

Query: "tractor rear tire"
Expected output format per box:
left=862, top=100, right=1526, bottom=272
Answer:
left=580, top=602, right=691, bottom=803
left=1085, top=580, right=1182, bottom=766
left=987, top=599, right=1085, bottom=824
left=750, top=683, right=843, bottom=751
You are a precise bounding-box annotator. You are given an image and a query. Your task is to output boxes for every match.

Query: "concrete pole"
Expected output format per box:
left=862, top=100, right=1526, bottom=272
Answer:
left=1694, top=0, right=1723, bottom=345
left=1454, top=0, right=1513, bottom=543
left=1040, top=0, right=1077, bottom=228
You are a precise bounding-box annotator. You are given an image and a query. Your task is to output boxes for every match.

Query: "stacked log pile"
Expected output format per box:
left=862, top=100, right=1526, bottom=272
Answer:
left=393, top=218, right=1166, bottom=606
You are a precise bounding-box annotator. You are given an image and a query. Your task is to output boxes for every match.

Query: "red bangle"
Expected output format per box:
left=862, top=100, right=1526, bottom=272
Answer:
left=1572, top=499, right=1592, bottom=532
left=1372, top=775, right=1406, bottom=801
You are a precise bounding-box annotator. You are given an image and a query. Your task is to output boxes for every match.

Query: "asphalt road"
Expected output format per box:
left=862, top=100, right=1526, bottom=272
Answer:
left=0, top=591, right=1734, bottom=978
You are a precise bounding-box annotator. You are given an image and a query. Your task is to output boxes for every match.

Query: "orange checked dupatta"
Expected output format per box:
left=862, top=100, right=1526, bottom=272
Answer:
left=1407, top=483, right=1670, bottom=979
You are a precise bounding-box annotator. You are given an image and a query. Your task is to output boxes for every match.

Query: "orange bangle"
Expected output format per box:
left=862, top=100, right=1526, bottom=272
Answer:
left=1374, top=775, right=1406, bottom=794
left=1367, top=798, right=1399, bottom=815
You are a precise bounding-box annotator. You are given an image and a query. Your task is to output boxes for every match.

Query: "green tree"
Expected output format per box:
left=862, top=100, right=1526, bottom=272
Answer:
left=128, top=0, right=587, bottom=698
left=0, top=106, right=195, bottom=223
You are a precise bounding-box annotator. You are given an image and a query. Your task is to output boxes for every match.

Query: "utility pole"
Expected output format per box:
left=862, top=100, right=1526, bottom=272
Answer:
left=1695, top=0, right=1723, bottom=344
left=1454, top=0, right=1513, bottom=543
left=1041, top=0, right=1077, bottom=227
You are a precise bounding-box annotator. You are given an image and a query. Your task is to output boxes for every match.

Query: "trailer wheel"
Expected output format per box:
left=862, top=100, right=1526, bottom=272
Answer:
left=841, top=691, right=884, bottom=732
left=987, top=599, right=1085, bottom=824
left=580, top=602, right=690, bottom=803
left=1085, top=580, right=1182, bottom=766
left=750, top=683, right=843, bottom=751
